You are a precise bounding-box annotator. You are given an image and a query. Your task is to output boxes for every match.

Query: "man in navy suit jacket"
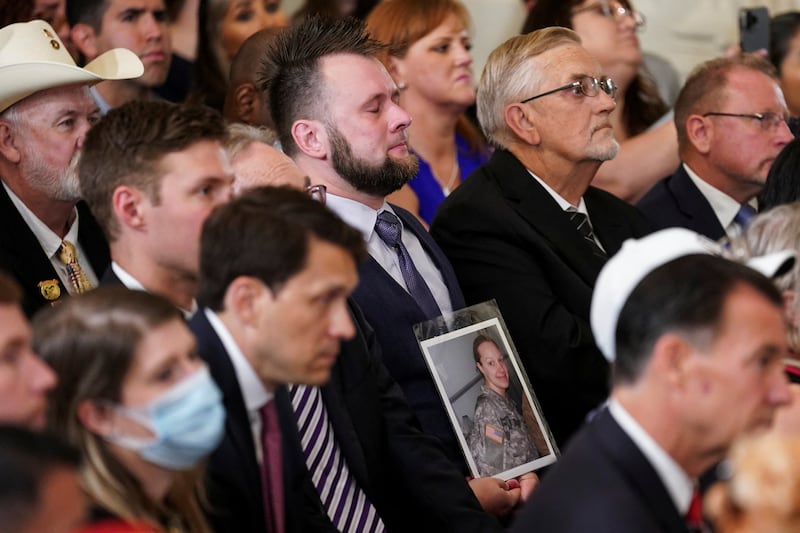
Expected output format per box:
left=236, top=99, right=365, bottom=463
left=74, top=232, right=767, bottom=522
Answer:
left=193, top=186, right=501, bottom=532
left=261, top=15, right=527, bottom=516
left=512, top=229, right=793, bottom=532
left=637, top=54, right=792, bottom=240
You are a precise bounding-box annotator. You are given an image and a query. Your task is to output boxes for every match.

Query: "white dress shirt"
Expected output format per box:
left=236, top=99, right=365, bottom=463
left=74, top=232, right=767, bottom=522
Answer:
left=325, top=194, right=453, bottom=315
left=3, top=181, right=99, bottom=292
left=111, top=262, right=197, bottom=319
left=608, top=398, right=694, bottom=515
left=205, top=308, right=273, bottom=464
left=684, top=163, right=757, bottom=238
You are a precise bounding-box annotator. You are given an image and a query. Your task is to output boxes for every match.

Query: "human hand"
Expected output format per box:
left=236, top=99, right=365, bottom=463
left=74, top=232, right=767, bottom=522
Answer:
left=468, top=476, right=521, bottom=517
left=517, top=472, right=539, bottom=502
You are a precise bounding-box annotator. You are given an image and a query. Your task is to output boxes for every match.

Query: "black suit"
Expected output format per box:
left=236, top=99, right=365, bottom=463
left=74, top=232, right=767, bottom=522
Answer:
left=190, top=310, right=333, bottom=533
left=351, top=205, right=468, bottom=469
left=637, top=165, right=726, bottom=240
left=510, top=409, right=690, bottom=533
left=431, top=149, right=650, bottom=446
left=189, top=303, right=502, bottom=533
left=0, top=183, right=109, bottom=317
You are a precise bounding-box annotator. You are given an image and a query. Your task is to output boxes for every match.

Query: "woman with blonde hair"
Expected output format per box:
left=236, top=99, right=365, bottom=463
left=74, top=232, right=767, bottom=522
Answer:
left=34, top=287, right=225, bottom=532
left=366, top=0, right=490, bottom=225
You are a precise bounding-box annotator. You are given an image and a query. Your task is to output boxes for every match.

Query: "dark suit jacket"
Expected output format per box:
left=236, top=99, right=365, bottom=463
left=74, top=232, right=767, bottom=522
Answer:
left=510, top=409, right=690, bottom=533
left=352, top=204, right=468, bottom=470
left=190, top=303, right=501, bottom=533
left=430, top=149, right=650, bottom=446
left=189, top=309, right=334, bottom=533
left=0, top=183, right=109, bottom=317
left=637, top=165, right=726, bottom=240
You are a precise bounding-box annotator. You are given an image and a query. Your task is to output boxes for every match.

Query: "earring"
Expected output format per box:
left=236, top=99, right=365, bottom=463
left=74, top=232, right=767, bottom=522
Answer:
left=397, top=81, right=407, bottom=90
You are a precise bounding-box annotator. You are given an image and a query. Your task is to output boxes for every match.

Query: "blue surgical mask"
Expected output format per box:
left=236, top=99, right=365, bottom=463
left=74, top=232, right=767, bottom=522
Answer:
left=106, top=366, right=226, bottom=470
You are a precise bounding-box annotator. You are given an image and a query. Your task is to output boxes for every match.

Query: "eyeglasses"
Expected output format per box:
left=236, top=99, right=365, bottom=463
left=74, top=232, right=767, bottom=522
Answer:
left=520, top=76, right=617, bottom=104
left=306, top=183, right=327, bottom=204
left=702, top=112, right=790, bottom=132
left=572, top=1, right=646, bottom=28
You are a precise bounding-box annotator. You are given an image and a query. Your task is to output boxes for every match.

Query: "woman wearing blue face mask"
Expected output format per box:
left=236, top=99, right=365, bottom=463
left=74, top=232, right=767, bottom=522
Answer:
left=33, top=287, right=225, bottom=533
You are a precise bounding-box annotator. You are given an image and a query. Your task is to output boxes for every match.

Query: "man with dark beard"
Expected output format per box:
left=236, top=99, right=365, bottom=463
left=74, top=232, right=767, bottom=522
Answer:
left=261, top=15, right=532, bottom=519
left=0, top=20, right=142, bottom=315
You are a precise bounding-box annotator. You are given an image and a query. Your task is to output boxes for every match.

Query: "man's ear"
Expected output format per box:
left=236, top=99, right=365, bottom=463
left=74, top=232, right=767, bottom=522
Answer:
left=504, top=103, right=541, bottom=146
left=0, top=120, right=21, bottom=164
left=111, top=185, right=146, bottom=231
left=230, top=83, right=258, bottom=125
left=223, top=276, right=273, bottom=327
left=77, top=399, right=114, bottom=437
left=685, top=115, right=712, bottom=154
left=292, top=119, right=328, bottom=160
left=70, top=23, right=100, bottom=61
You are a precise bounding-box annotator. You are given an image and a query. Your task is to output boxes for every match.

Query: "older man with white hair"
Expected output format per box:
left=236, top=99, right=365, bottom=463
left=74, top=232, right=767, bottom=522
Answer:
left=0, top=19, right=141, bottom=315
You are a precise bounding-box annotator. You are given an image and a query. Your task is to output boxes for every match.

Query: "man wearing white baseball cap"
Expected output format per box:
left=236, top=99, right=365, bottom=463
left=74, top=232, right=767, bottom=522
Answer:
left=0, top=19, right=142, bottom=315
left=512, top=228, right=794, bottom=532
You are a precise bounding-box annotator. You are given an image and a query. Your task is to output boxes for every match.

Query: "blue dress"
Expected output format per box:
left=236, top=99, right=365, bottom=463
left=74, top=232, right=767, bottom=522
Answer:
left=410, top=134, right=489, bottom=225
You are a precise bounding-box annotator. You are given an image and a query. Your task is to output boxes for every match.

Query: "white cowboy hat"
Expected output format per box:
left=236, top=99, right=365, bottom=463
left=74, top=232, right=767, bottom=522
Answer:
left=0, top=19, right=144, bottom=113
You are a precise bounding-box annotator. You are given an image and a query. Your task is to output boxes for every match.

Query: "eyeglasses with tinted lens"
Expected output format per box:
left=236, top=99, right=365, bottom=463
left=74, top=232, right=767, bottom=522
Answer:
left=572, top=0, right=646, bottom=28
left=306, top=183, right=327, bottom=205
left=702, top=112, right=790, bottom=132
left=520, top=76, right=617, bottom=104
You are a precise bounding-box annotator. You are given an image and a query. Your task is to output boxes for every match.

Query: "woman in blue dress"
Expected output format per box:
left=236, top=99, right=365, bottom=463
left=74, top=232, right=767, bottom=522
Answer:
left=366, top=0, right=490, bottom=225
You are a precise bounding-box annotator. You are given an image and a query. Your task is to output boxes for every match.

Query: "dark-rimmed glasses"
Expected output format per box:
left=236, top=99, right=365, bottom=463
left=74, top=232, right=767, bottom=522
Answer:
left=572, top=0, right=646, bottom=28
left=702, top=112, right=789, bottom=132
left=520, top=76, right=617, bottom=104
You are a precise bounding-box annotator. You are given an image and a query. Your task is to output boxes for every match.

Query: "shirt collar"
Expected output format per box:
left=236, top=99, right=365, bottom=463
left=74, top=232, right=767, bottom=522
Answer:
left=526, top=169, right=589, bottom=215
left=325, top=193, right=392, bottom=242
left=3, top=181, right=79, bottom=259
left=608, top=398, right=694, bottom=515
left=111, top=262, right=198, bottom=319
left=683, top=163, right=757, bottom=230
left=204, top=308, right=272, bottom=412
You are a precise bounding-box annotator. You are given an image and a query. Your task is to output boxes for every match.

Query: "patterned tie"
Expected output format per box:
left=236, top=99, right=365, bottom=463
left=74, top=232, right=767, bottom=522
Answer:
left=289, top=384, right=385, bottom=533
left=566, top=208, right=607, bottom=259
left=734, top=204, right=757, bottom=229
left=57, top=240, right=93, bottom=293
left=374, top=211, right=441, bottom=319
left=260, top=401, right=285, bottom=533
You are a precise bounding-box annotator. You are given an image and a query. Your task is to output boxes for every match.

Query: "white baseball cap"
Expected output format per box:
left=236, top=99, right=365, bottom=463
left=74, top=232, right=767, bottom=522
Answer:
left=0, top=20, right=144, bottom=113
left=590, top=227, right=795, bottom=362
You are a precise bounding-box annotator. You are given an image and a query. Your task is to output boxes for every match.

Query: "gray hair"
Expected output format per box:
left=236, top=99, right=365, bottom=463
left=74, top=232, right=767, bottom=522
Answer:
left=224, top=123, right=278, bottom=161
left=729, top=202, right=800, bottom=351
left=477, top=27, right=581, bottom=149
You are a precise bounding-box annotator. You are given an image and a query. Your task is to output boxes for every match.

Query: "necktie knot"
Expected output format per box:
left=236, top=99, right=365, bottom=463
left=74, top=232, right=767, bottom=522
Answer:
left=565, top=208, right=607, bottom=259
left=686, top=487, right=705, bottom=532
left=734, top=204, right=756, bottom=228
left=374, top=211, right=402, bottom=248
left=57, top=240, right=93, bottom=294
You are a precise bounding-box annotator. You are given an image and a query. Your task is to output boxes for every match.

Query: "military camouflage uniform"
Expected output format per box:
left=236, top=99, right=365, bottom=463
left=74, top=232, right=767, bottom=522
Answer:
left=468, top=386, right=539, bottom=477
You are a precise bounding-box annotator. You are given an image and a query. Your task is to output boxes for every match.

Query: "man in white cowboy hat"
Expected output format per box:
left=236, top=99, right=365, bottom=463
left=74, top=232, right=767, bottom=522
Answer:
left=68, top=0, right=171, bottom=113
left=0, top=19, right=142, bottom=316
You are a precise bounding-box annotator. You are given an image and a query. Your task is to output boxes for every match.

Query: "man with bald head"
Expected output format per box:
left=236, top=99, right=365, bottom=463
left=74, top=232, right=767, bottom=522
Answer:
left=225, top=27, right=284, bottom=128
left=0, top=19, right=142, bottom=315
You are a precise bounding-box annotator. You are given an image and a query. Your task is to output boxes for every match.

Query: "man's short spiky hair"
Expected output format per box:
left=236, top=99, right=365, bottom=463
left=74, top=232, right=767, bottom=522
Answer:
left=257, top=15, right=386, bottom=156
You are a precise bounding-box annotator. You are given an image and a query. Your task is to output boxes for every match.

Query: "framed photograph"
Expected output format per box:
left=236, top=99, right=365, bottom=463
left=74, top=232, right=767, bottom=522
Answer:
left=414, top=300, right=558, bottom=481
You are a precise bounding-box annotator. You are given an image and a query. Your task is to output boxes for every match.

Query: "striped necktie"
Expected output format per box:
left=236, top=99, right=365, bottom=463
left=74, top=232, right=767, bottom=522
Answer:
left=566, top=208, right=607, bottom=259
left=289, top=384, right=385, bottom=533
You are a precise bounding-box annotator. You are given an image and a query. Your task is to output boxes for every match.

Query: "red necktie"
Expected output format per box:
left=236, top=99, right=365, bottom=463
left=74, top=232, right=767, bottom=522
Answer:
left=686, top=487, right=704, bottom=532
left=260, top=401, right=285, bottom=533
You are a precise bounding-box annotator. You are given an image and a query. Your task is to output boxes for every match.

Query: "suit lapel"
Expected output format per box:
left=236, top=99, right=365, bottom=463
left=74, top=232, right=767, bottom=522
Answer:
left=190, top=312, right=263, bottom=502
left=669, top=167, right=726, bottom=241
left=486, top=150, right=606, bottom=285
left=392, top=206, right=465, bottom=309
left=593, top=410, right=691, bottom=533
